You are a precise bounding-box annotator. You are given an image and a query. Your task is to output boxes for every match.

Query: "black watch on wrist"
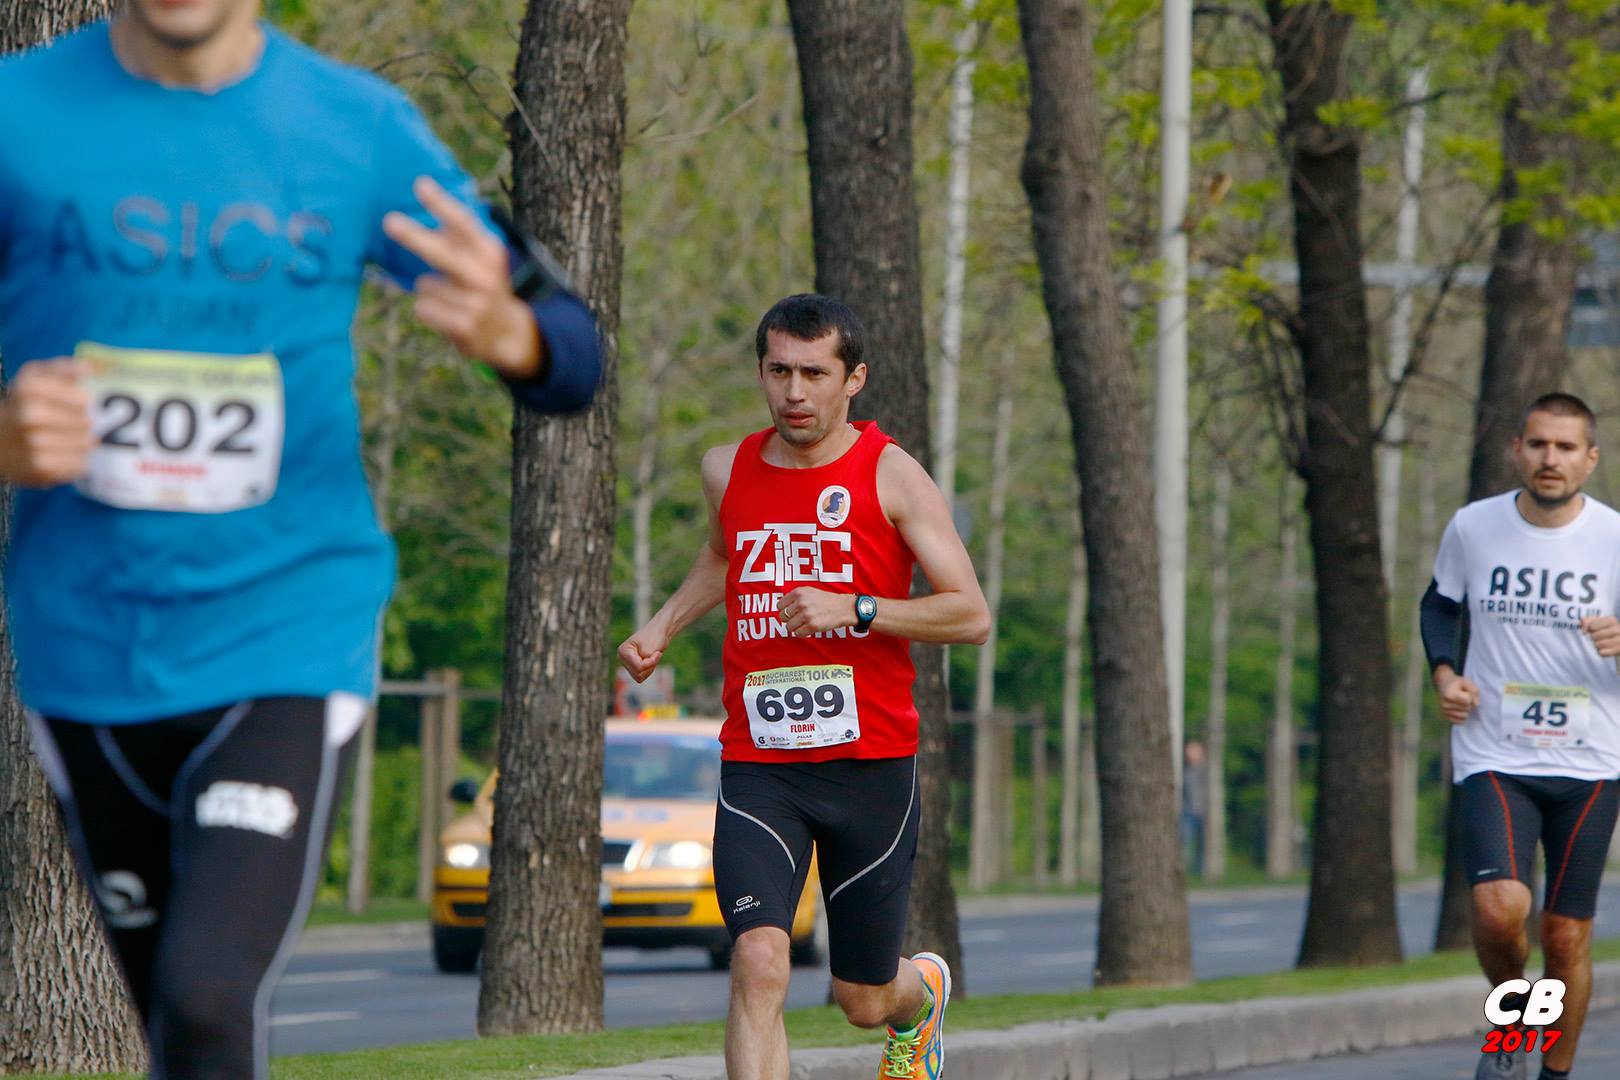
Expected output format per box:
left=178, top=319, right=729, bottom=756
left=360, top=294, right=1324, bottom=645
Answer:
left=853, top=594, right=877, bottom=632
left=489, top=205, right=572, bottom=304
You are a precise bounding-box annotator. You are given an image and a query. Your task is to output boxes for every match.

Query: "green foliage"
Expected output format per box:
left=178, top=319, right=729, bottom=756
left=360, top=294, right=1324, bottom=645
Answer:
left=1316, top=94, right=1388, bottom=133
left=322, top=747, right=491, bottom=903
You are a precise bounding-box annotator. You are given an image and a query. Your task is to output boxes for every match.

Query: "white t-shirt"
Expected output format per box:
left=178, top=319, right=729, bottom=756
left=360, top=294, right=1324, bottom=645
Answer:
left=1433, top=490, right=1620, bottom=783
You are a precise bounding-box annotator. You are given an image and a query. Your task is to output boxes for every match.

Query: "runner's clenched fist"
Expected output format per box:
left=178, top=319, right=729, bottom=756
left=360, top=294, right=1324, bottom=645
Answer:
left=0, top=359, right=92, bottom=487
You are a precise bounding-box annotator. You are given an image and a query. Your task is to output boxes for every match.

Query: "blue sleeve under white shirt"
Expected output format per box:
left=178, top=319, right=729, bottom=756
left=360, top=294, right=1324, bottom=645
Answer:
left=0, top=21, right=600, bottom=722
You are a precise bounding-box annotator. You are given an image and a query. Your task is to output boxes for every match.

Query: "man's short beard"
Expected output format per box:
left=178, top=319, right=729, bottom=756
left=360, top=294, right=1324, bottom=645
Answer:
left=124, top=1, right=236, bottom=51
left=774, top=418, right=821, bottom=446
left=1526, top=483, right=1581, bottom=509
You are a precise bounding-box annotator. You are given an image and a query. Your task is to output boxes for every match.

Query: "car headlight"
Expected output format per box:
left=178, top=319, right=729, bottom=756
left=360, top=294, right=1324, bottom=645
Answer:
left=442, top=842, right=489, bottom=870
left=639, top=840, right=712, bottom=870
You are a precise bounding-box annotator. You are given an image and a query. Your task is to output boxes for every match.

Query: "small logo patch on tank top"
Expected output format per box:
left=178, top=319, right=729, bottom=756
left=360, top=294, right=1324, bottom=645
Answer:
left=817, top=485, right=852, bottom=528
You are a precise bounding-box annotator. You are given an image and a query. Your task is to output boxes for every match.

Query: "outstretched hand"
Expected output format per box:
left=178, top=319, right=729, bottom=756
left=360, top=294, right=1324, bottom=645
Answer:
left=382, top=176, right=542, bottom=379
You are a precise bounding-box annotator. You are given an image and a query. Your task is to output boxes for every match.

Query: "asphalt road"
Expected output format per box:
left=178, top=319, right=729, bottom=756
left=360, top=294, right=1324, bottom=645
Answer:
left=268, top=881, right=1620, bottom=1057
left=1187, top=1006, right=1620, bottom=1079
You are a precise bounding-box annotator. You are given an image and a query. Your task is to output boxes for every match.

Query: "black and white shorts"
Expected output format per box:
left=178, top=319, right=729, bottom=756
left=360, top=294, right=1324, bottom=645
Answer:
left=713, top=755, right=918, bottom=986
left=28, top=694, right=364, bottom=1080
left=1460, top=770, right=1620, bottom=919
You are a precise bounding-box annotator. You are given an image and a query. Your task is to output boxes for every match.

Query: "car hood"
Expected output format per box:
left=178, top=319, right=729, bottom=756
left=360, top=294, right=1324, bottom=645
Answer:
left=439, top=791, right=717, bottom=848
left=600, top=798, right=715, bottom=843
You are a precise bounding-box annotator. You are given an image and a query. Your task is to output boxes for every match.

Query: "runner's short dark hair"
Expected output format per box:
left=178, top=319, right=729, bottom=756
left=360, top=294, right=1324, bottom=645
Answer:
left=754, top=294, right=864, bottom=375
left=1521, top=392, right=1598, bottom=446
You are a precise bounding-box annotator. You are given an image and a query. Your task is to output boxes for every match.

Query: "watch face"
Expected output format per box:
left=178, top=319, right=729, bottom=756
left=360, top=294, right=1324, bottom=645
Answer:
left=857, top=596, right=877, bottom=620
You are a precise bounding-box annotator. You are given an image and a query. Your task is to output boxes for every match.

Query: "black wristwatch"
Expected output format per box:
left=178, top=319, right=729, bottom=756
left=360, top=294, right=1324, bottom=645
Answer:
left=489, top=205, right=572, bottom=304
left=853, top=594, right=877, bottom=632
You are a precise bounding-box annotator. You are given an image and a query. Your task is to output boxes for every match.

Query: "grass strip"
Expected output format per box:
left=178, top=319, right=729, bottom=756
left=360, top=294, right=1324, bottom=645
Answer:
left=304, top=898, right=430, bottom=928
left=54, top=938, right=1620, bottom=1079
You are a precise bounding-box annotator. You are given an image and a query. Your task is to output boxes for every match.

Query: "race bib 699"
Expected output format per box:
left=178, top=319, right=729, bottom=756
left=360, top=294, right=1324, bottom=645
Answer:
left=743, top=664, right=861, bottom=751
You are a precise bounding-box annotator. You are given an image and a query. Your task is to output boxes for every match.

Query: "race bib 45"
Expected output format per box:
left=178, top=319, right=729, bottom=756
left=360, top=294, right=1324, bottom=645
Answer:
left=1500, top=681, right=1592, bottom=751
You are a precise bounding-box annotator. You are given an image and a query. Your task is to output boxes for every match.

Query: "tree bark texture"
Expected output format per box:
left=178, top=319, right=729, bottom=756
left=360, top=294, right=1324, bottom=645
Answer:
left=1267, top=0, right=1402, bottom=967
left=1017, top=0, right=1191, bottom=985
left=0, top=5, right=150, bottom=1073
left=786, top=0, right=964, bottom=982
left=479, top=0, right=628, bottom=1036
left=1466, top=6, right=1581, bottom=503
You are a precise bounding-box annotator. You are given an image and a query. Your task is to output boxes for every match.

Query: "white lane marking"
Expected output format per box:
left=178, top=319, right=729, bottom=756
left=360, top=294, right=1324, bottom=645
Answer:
left=1203, top=936, right=1272, bottom=954
left=270, top=1011, right=362, bottom=1027
left=1212, top=911, right=1267, bottom=928
left=960, top=928, right=1009, bottom=944
left=1031, top=950, right=1095, bottom=966
left=278, top=969, right=389, bottom=986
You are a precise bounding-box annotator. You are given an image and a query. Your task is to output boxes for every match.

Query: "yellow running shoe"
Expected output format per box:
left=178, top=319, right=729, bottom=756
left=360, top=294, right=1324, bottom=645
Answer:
left=878, top=952, right=951, bottom=1078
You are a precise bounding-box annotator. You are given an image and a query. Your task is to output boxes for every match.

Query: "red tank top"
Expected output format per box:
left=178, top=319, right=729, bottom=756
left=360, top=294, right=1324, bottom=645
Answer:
left=718, top=422, right=919, bottom=762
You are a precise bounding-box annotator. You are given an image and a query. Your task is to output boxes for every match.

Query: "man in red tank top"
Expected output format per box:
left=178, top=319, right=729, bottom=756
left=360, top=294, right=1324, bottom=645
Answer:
left=620, top=295, right=988, bottom=1079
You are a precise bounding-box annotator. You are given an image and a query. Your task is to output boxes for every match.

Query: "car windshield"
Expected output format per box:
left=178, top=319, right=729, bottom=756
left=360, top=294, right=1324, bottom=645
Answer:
left=604, top=735, right=720, bottom=801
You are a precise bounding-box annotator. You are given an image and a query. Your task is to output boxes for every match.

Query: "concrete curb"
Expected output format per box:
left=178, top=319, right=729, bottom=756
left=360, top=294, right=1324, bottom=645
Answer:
left=556, top=962, right=1620, bottom=1079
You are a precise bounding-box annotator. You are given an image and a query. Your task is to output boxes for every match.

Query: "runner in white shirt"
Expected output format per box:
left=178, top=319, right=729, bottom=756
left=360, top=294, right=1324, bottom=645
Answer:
left=1424, top=393, right=1620, bottom=1080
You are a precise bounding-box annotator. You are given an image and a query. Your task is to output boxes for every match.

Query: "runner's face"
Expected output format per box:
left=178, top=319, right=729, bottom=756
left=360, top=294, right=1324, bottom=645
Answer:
left=123, top=0, right=257, bottom=51
left=1513, top=412, right=1598, bottom=508
left=759, top=330, right=865, bottom=448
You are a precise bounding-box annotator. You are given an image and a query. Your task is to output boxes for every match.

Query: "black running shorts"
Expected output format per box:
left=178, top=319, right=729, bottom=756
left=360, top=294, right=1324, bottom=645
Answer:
left=713, top=756, right=919, bottom=986
left=28, top=696, right=362, bottom=1080
left=1460, top=770, right=1620, bottom=919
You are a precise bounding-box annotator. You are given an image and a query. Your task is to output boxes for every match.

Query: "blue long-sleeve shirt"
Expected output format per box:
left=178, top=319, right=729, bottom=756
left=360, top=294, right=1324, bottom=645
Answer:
left=0, top=21, right=600, bottom=722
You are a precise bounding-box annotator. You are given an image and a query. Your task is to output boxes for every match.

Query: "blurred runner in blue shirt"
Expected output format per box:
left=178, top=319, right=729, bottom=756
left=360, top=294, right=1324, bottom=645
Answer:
left=0, top=2, right=600, bottom=1075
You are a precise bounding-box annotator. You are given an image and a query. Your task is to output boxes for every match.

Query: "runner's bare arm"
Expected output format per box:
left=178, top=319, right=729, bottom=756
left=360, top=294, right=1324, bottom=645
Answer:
left=618, top=443, right=739, bottom=682
left=0, top=359, right=93, bottom=487
left=778, top=445, right=989, bottom=644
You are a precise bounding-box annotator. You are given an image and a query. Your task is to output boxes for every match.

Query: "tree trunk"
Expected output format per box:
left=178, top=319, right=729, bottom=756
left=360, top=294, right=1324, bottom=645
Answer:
left=1381, top=69, right=1427, bottom=881
left=1267, top=488, right=1299, bottom=880
left=969, top=358, right=1014, bottom=891
left=1438, top=5, right=1582, bottom=949
left=1017, top=0, right=1191, bottom=985
left=631, top=349, right=673, bottom=630
left=786, top=0, right=964, bottom=982
left=350, top=310, right=406, bottom=915
left=1268, top=0, right=1401, bottom=968
left=933, top=0, right=978, bottom=509
left=1394, top=456, right=1436, bottom=878
left=0, top=0, right=106, bottom=44
left=1202, top=458, right=1230, bottom=882
left=1031, top=713, right=1050, bottom=888
left=478, top=0, right=628, bottom=1036
left=0, top=6, right=149, bottom=1074
left=1059, top=507, right=1098, bottom=887
left=1466, top=27, right=1580, bottom=501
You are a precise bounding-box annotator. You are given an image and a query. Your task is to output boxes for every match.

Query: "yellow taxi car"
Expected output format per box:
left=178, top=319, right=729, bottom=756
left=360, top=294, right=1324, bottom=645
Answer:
left=431, top=717, right=822, bottom=973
